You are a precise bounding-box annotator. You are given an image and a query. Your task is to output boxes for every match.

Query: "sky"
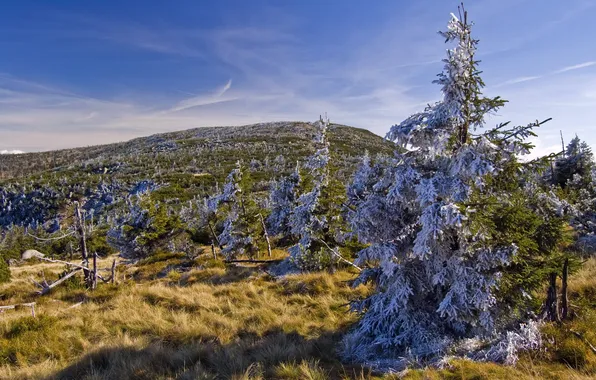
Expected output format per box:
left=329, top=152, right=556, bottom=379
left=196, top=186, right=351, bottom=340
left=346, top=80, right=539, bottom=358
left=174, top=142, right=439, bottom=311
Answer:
left=0, top=0, right=595, bottom=156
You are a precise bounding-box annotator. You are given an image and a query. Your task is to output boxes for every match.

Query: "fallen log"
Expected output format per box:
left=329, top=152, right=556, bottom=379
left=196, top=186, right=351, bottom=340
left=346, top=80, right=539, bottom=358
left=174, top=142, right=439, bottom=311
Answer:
left=38, top=257, right=109, bottom=282
left=225, top=259, right=279, bottom=264
left=32, top=268, right=82, bottom=295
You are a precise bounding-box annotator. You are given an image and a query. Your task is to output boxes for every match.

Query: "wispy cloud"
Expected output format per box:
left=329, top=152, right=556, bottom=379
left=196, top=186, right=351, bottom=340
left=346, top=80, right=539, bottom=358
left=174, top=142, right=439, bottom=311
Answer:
left=493, top=60, right=596, bottom=89
left=494, top=76, right=541, bottom=87
left=168, top=79, right=236, bottom=113
left=553, top=61, right=596, bottom=74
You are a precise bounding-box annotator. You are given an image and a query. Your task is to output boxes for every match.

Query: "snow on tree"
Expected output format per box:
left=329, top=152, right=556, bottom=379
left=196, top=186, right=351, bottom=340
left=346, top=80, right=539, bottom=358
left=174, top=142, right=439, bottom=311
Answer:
left=342, top=6, right=547, bottom=367
left=267, top=162, right=301, bottom=237
left=286, top=115, right=337, bottom=270
left=209, top=161, right=264, bottom=259
left=107, top=194, right=181, bottom=258
left=554, top=135, right=594, bottom=188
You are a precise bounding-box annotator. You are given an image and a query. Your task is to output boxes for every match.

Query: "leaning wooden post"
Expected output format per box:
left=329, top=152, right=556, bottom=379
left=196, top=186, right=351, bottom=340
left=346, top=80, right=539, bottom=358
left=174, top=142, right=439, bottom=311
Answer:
left=258, top=213, right=272, bottom=257
left=561, top=258, right=569, bottom=320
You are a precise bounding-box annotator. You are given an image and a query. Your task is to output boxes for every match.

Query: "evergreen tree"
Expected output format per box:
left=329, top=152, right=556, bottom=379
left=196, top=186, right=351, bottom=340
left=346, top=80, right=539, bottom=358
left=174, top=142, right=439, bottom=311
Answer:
left=554, top=136, right=594, bottom=189
left=287, top=115, right=346, bottom=270
left=0, top=233, right=11, bottom=283
left=267, top=163, right=301, bottom=237
left=107, top=195, right=181, bottom=258
left=210, top=161, right=264, bottom=259
left=343, top=7, right=549, bottom=366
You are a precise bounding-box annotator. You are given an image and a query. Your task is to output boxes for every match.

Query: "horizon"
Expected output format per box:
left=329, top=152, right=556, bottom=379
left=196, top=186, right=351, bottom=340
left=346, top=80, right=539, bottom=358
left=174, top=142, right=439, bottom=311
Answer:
left=1, top=0, right=595, bottom=156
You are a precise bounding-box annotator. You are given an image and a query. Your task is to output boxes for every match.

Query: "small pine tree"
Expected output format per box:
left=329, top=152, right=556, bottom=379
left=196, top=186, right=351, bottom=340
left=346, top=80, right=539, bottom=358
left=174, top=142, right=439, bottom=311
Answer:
left=287, top=115, right=347, bottom=271
left=267, top=163, right=301, bottom=237
left=210, top=162, right=264, bottom=259
left=554, top=136, right=594, bottom=189
left=107, top=195, right=182, bottom=258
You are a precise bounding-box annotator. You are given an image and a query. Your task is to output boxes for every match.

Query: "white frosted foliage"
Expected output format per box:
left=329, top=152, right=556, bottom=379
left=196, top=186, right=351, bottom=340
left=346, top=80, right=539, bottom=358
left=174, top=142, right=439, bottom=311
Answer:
left=343, top=9, right=542, bottom=365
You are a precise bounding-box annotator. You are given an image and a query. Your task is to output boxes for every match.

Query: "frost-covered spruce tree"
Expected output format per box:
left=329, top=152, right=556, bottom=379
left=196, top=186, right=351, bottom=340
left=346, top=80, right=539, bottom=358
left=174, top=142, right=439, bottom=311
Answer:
left=343, top=7, right=546, bottom=365
left=287, top=115, right=336, bottom=270
left=209, top=161, right=262, bottom=259
left=554, top=136, right=594, bottom=189
left=107, top=194, right=181, bottom=258
left=267, top=162, right=301, bottom=237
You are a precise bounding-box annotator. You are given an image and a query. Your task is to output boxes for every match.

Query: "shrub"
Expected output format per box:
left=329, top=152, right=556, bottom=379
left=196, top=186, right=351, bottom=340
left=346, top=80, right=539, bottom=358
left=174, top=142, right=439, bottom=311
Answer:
left=555, top=339, right=588, bottom=369
left=0, top=256, right=10, bottom=284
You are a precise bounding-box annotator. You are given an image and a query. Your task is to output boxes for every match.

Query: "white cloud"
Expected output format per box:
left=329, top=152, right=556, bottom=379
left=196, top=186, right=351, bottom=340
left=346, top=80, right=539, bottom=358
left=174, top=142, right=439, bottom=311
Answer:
left=494, top=76, right=541, bottom=87
left=0, top=150, right=24, bottom=154
left=168, top=79, right=235, bottom=113
left=552, top=61, right=596, bottom=74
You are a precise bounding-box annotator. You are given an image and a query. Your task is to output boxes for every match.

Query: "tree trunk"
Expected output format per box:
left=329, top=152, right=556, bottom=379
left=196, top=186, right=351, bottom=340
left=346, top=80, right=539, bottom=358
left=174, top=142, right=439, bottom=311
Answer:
left=545, top=272, right=560, bottom=322
left=110, top=259, right=116, bottom=284
left=561, top=258, right=569, bottom=320
left=92, top=252, right=98, bottom=290
left=259, top=213, right=272, bottom=257
left=75, top=202, right=92, bottom=288
left=211, top=241, right=217, bottom=260
left=208, top=222, right=222, bottom=250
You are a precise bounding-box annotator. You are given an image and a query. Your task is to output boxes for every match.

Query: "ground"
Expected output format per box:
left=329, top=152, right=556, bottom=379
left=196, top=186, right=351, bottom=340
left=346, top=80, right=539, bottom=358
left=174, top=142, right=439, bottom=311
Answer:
left=0, top=251, right=594, bottom=380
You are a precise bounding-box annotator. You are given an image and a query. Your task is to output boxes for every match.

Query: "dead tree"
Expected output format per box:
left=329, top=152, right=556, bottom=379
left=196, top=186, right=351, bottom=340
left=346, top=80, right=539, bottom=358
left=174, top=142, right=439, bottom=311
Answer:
left=258, top=213, right=272, bottom=257
left=75, top=202, right=93, bottom=288
left=110, top=259, right=117, bottom=284
left=561, top=258, right=569, bottom=320
left=208, top=222, right=223, bottom=250
left=92, top=252, right=98, bottom=290
left=544, top=272, right=560, bottom=322
left=32, top=268, right=82, bottom=295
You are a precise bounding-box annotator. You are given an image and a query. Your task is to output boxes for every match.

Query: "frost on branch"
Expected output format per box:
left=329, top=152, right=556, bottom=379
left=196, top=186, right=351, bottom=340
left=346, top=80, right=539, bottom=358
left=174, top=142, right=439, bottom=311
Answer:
left=286, top=115, right=335, bottom=271
left=342, top=6, right=546, bottom=366
left=267, top=162, right=300, bottom=237
left=209, top=161, right=262, bottom=259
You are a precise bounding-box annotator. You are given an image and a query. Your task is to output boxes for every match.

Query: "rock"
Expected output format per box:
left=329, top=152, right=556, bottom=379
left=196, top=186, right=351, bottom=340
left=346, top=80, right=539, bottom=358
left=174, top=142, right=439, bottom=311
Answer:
left=21, top=249, right=45, bottom=260
left=268, top=258, right=301, bottom=277
left=7, top=259, right=19, bottom=267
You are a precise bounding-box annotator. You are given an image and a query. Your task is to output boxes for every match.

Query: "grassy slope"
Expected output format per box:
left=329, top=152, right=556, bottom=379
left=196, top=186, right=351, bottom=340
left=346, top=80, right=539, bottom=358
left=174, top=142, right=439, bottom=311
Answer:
left=0, top=253, right=594, bottom=380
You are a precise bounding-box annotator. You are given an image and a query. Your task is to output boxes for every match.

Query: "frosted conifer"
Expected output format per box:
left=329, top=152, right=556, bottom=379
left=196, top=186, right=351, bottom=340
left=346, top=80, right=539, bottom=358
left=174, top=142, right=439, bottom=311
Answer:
left=210, top=161, right=262, bottom=259
left=287, top=116, right=334, bottom=270
left=267, top=163, right=301, bottom=237
left=343, top=6, right=547, bottom=366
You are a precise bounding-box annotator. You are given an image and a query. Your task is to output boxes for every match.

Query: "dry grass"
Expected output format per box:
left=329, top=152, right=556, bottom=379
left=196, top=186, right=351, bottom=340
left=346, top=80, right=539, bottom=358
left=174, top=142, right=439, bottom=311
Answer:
left=0, top=255, right=594, bottom=379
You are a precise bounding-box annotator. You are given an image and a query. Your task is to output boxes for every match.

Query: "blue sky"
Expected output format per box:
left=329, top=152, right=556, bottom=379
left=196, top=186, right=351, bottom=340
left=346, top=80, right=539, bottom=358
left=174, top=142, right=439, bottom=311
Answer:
left=0, top=0, right=595, bottom=155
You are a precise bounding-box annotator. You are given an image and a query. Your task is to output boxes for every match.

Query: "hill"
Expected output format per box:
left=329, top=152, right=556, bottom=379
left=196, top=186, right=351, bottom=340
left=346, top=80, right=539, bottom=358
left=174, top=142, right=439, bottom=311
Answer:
left=0, top=122, right=394, bottom=230
left=0, top=122, right=393, bottom=181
